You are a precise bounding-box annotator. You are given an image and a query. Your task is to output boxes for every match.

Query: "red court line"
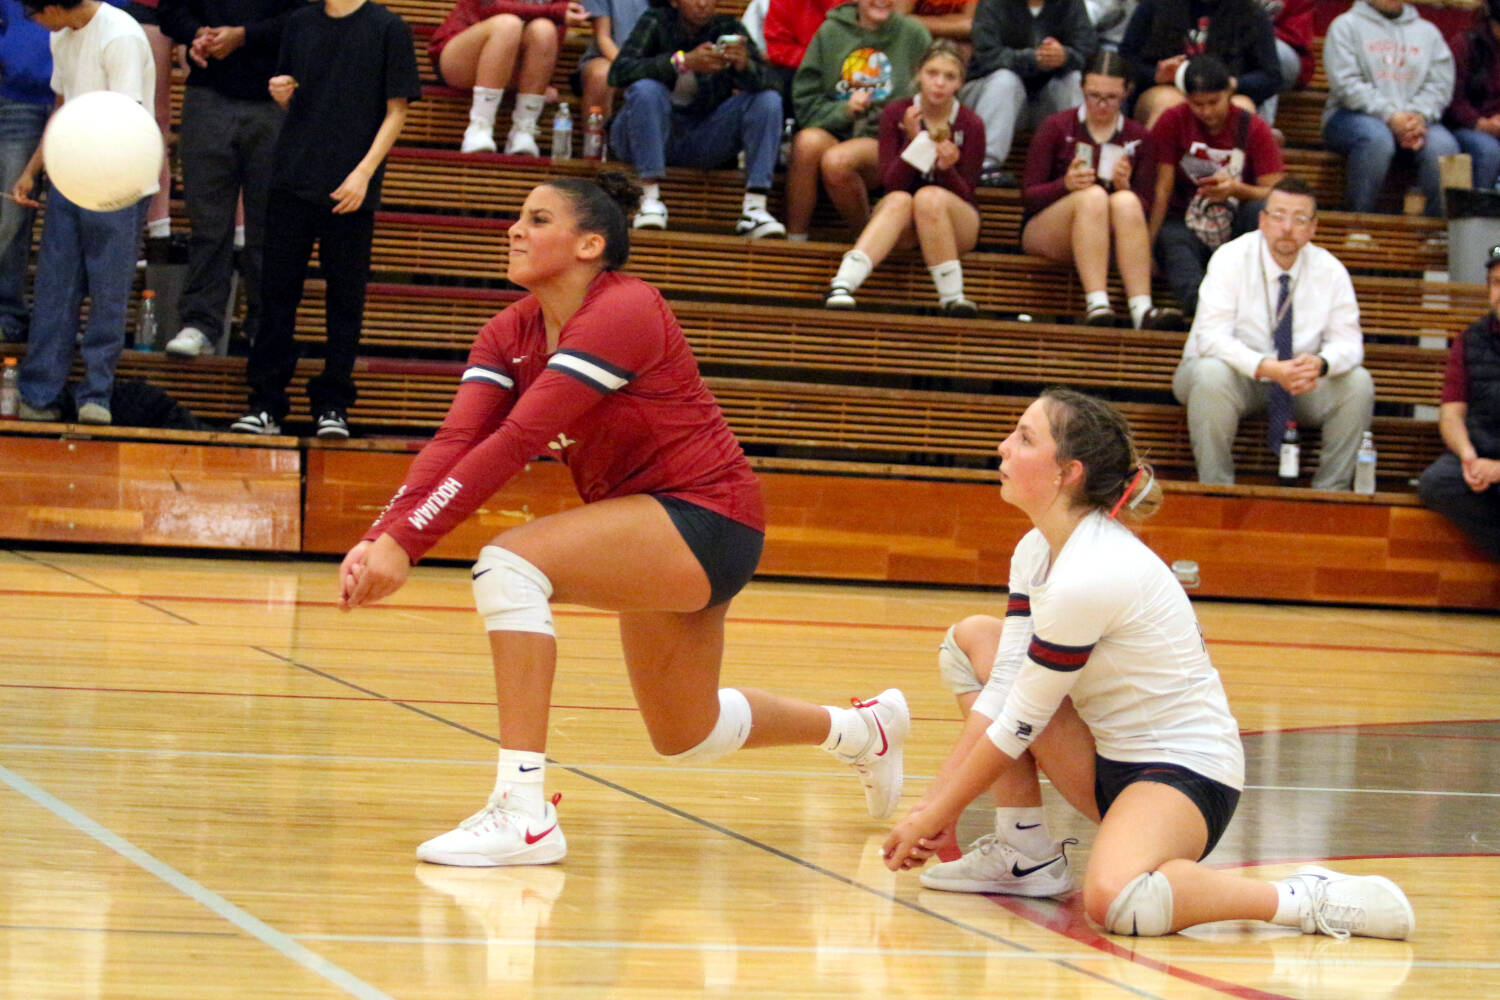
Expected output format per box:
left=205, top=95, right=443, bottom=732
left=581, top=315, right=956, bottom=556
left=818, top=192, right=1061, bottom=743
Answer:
left=1, top=588, right=1496, bottom=659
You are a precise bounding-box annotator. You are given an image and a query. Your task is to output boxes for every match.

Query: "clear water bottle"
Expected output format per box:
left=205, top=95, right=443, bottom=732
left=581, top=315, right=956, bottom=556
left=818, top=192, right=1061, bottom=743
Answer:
left=1353, top=431, right=1377, bottom=495
left=779, top=117, right=794, bottom=167
left=135, top=288, right=158, bottom=351
left=551, top=102, right=573, bottom=163
left=0, top=356, right=18, bottom=419
left=1278, top=420, right=1300, bottom=485
left=582, top=106, right=605, bottom=161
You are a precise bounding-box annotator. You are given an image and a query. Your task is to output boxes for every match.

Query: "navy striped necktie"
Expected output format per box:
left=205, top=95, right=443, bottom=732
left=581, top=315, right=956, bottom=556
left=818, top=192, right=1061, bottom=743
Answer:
left=1266, top=273, right=1293, bottom=455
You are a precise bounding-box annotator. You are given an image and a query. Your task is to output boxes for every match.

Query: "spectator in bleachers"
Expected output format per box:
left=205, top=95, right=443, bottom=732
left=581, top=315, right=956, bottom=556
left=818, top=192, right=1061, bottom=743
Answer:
left=1322, top=0, right=1457, bottom=217
left=1085, top=0, right=1135, bottom=51
left=430, top=0, right=582, bottom=154
left=761, top=0, right=841, bottom=103
left=578, top=0, right=650, bottom=117
left=1147, top=55, right=1283, bottom=317
left=116, top=0, right=174, bottom=244
left=10, top=0, right=156, bottom=425
left=1022, top=50, right=1183, bottom=328
left=0, top=0, right=52, bottom=344
left=1444, top=2, right=1500, bottom=193
left=1118, top=0, right=1280, bottom=128
left=230, top=0, right=420, bottom=439
left=823, top=40, right=982, bottom=312
left=959, top=0, right=1097, bottom=188
left=607, top=0, right=786, bottom=236
left=1173, top=177, right=1373, bottom=489
left=903, top=0, right=974, bottom=54
left=1419, top=244, right=1500, bottom=559
left=156, top=0, right=300, bottom=360
left=1257, top=0, right=1313, bottom=128
left=785, top=0, right=931, bottom=238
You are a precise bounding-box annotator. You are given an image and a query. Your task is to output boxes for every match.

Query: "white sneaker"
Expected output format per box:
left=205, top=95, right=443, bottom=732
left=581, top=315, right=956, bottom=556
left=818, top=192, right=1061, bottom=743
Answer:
left=165, top=325, right=212, bottom=357
left=1287, top=865, right=1415, bottom=940
left=825, top=285, right=856, bottom=309
left=418, top=792, right=567, bottom=867
left=735, top=206, right=786, bottom=239
left=504, top=127, right=540, bottom=157
left=230, top=410, right=280, bottom=435
left=461, top=123, right=497, bottom=154
left=919, top=834, right=1077, bottom=897
left=843, top=689, right=908, bottom=819
left=633, top=198, right=668, bottom=230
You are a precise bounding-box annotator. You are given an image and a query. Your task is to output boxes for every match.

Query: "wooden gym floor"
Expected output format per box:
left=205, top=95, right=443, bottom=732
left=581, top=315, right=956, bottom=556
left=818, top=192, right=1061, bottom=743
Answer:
left=1, top=546, right=1497, bottom=999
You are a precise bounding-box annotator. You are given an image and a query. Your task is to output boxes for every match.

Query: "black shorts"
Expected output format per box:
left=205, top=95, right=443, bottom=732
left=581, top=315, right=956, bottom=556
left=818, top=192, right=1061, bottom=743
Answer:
left=1094, top=756, right=1241, bottom=859
left=125, top=1, right=160, bottom=26
left=654, top=495, right=764, bottom=607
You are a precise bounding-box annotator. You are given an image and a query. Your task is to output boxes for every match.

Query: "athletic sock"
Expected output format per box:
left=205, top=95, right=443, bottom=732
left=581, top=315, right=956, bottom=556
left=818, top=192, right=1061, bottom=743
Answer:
left=493, top=748, right=546, bottom=815
left=469, top=86, right=503, bottom=129
left=929, top=259, right=965, bottom=305
left=146, top=217, right=170, bottom=239
left=742, top=190, right=768, bottom=214
left=819, top=704, right=871, bottom=760
left=512, top=93, right=546, bottom=133
left=1271, top=877, right=1312, bottom=928
left=833, top=249, right=873, bottom=293
left=1085, top=290, right=1111, bottom=312
left=787, top=232, right=809, bottom=242
left=642, top=181, right=662, bottom=204
left=1128, top=294, right=1153, bottom=329
left=994, top=806, right=1055, bottom=857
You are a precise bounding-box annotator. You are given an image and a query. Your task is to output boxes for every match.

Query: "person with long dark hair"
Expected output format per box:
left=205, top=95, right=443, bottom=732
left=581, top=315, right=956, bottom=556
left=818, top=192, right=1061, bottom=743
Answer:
left=1117, top=0, right=1280, bottom=127
left=1445, top=0, right=1500, bottom=191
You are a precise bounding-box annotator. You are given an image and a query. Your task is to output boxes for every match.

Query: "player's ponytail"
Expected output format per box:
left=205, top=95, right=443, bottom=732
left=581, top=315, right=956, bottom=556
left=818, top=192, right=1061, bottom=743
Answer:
left=544, top=171, right=641, bottom=271
left=1041, top=387, right=1164, bottom=523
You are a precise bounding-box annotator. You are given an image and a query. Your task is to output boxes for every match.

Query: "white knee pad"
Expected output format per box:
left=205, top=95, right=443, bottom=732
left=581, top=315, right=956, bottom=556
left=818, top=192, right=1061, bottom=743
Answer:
left=1103, top=871, right=1174, bottom=937
left=938, top=624, right=982, bottom=696
left=472, top=545, right=554, bottom=636
left=663, top=688, right=752, bottom=763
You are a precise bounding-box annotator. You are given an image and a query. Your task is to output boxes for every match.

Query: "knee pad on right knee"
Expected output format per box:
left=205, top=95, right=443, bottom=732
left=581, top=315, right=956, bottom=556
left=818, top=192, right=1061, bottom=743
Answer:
left=938, top=625, right=982, bottom=696
left=1103, top=871, right=1174, bottom=937
left=662, top=688, right=752, bottom=764
left=472, top=545, right=554, bottom=636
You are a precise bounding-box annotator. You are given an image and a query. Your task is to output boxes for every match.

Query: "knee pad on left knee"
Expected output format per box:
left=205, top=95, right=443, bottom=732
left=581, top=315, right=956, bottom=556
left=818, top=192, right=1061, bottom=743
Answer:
left=1103, top=871, right=1174, bottom=937
left=662, top=688, right=752, bottom=764
left=472, top=545, right=554, bottom=636
left=938, top=625, right=982, bottom=696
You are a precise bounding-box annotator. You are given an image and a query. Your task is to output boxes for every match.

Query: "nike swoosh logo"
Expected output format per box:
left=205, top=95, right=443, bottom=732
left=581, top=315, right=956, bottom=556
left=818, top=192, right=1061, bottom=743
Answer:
left=472, top=568, right=491, bottom=579
left=868, top=705, right=889, bottom=757
left=525, top=822, right=557, bottom=844
left=518, top=764, right=540, bottom=772
left=1011, top=855, right=1063, bottom=878
left=1015, top=823, right=1041, bottom=830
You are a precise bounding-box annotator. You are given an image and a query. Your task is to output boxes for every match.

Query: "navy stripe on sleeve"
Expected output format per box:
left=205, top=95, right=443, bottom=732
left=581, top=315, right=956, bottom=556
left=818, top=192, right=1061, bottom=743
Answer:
left=1006, top=593, right=1030, bottom=617
left=1028, top=635, right=1094, bottom=672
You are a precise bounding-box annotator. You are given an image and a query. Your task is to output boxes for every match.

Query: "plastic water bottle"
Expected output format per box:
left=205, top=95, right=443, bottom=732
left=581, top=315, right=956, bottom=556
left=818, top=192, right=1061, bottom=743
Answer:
left=135, top=288, right=158, bottom=351
left=551, top=103, right=573, bottom=163
left=582, top=106, right=605, bottom=161
left=0, top=356, right=18, bottom=419
left=1353, top=431, right=1377, bottom=495
left=779, top=117, right=794, bottom=167
left=1278, top=420, right=1300, bottom=485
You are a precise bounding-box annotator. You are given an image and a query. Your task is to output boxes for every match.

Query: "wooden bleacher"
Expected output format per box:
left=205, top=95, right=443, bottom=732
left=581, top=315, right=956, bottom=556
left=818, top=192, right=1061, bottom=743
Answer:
left=5, top=0, right=1498, bottom=608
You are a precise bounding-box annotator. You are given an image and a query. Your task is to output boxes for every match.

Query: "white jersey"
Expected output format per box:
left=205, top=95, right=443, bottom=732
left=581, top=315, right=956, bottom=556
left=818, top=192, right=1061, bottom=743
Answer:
left=50, top=3, right=156, bottom=110
left=973, top=511, right=1244, bottom=791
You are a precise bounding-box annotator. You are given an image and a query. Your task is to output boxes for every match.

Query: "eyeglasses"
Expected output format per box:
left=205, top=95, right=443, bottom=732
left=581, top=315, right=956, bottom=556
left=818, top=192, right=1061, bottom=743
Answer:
left=1263, top=209, right=1315, bottom=226
left=1083, top=91, right=1123, bottom=104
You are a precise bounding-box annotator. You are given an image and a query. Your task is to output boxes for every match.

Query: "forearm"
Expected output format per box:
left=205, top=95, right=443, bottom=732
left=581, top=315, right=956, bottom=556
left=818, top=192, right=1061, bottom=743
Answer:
left=1439, top=403, right=1476, bottom=460
left=356, top=101, right=408, bottom=177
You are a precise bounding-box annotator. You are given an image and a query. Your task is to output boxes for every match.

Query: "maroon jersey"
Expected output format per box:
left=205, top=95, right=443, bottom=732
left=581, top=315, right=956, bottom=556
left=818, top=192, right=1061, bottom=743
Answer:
left=367, top=271, right=765, bottom=561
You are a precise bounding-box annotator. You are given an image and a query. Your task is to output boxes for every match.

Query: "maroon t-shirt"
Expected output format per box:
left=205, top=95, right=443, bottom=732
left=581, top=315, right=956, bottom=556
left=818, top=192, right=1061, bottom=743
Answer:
left=1147, top=102, right=1283, bottom=217
left=368, top=271, right=765, bottom=561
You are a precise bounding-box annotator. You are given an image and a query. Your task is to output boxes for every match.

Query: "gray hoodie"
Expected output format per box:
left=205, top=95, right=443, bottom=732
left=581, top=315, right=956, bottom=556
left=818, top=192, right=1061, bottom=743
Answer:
left=1321, top=0, right=1454, bottom=126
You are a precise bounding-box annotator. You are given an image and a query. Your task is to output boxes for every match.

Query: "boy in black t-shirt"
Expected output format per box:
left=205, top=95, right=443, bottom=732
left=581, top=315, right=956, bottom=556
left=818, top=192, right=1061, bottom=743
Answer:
left=231, top=0, right=420, bottom=439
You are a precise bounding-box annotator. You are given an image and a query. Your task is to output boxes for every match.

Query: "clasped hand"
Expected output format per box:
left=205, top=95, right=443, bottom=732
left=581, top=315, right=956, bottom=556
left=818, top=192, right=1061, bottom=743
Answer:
left=339, top=533, right=412, bottom=610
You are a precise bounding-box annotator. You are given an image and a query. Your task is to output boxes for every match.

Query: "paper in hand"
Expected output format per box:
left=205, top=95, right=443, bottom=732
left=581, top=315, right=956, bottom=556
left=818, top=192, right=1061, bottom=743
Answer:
left=901, top=131, right=939, bottom=173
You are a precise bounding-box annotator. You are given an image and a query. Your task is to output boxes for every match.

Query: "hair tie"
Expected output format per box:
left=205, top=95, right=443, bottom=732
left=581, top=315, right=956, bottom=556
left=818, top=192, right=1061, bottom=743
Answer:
left=1107, top=466, right=1148, bottom=520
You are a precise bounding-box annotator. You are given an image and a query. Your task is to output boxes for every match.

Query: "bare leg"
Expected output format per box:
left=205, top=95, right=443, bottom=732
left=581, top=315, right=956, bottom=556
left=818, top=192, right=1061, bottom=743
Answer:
left=144, top=25, right=174, bottom=231
left=514, top=18, right=561, bottom=95
left=850, top=191, right=916, bottom=269
left=1021, top=187, right=1110, bottom=297
left=912, top=185, right=980, bottom=266
left=438, top=15, right=525, bottom=91
left=1109, top=189, right=1153, bottom=300
left=821, top=137, right=879, bottom=233
left=785, top=128, right=838, bottom=236
left=1136, top=85, right=1185, bottom=129
left=1082, top=781, right=1277, bottom=932
left=580, top=56, right=615, bottom=115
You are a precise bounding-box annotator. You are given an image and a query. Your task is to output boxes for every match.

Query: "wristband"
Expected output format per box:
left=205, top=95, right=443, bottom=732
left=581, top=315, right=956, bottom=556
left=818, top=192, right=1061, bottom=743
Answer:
left=671, top=50, right=687, bottom=73
left=1318, top=355, right=1329, bottom=377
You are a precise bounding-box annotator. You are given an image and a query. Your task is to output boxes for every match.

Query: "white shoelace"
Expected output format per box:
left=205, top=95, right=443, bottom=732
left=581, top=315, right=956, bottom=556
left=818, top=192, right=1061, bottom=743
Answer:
left=1307, top=880, right=1356, bottom=940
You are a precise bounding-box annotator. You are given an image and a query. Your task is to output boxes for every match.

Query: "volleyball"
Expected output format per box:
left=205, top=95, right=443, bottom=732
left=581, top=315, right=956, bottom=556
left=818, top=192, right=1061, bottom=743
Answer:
left=42, top=90, right=162, bottom=213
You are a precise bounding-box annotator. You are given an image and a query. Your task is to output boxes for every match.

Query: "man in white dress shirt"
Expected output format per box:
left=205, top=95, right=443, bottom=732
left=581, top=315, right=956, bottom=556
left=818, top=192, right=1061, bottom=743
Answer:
left=1172, top=176, right=1374, bottom=489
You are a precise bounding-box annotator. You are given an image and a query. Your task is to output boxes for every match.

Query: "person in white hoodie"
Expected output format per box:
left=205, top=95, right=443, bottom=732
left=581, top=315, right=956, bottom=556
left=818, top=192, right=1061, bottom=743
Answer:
left=1321, top=0, right=1458, bottom=216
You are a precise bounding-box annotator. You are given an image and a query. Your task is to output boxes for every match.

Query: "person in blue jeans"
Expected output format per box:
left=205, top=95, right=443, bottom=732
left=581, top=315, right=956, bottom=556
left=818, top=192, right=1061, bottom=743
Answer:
left=1445, top=1, right=1500, bottom=192
left=1321, top=0, right=1458, bottom=217
left=0, top=0, right=54, bottom=344
left=606, top=0, right=785, bottom=237
left=10, top=0, right=157, bottom=426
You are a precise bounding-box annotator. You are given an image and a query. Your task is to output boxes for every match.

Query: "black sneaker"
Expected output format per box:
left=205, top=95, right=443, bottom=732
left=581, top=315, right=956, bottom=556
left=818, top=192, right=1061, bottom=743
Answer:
left=978, top=167, right=1017, bottom=188
left=941, top=297, right=979, bottom=318
left=231, top=410, right=281, bottom=435
left=1140, top=305, right=1187, bottom=331
left=315, top=409, right=350, bottom=439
